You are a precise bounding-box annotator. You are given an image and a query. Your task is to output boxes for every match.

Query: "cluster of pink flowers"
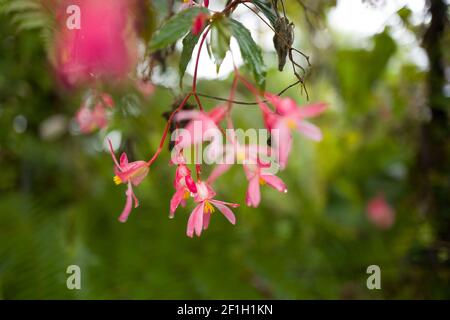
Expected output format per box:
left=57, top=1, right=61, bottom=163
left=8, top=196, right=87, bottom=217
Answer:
left=54, top=0, right=329, bottom=237
left=106, top=72, right=326, bottom=237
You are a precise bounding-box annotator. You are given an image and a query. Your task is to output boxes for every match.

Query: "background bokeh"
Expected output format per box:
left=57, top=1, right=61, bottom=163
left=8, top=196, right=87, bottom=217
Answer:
left=0, top=0, right=449, bottom=299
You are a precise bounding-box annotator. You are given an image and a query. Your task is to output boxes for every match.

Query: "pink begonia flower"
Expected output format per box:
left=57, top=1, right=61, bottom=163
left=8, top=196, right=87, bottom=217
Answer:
left=244, top=159, right=287, bottom=207
left=54, top=0, right=137, bottom=87
left=263, top=94, right=327, bottom=169
left=187, top=181, right=239, bottom=237
left=76, top=94, right=114, bottom=134
left=367, top=194, right=395, bottom=230
left=170, top=154, right=198, bottom=217
left=207, top=132, right=285, bottom=208
left=174, top=105, right=226, bottom=160
left=107, top=139, right=149, bottom=223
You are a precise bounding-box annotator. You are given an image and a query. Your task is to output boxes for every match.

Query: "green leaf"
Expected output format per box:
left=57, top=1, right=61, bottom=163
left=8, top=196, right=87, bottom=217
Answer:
left=210, top=18, right=231, bottom=73
left=149, top=7, right=209, bottom=52
left=179, top=31, right=201, bottom=87
left=251, top=0, right=277, bottom=26
left=229, top=18, right=267, bottom=90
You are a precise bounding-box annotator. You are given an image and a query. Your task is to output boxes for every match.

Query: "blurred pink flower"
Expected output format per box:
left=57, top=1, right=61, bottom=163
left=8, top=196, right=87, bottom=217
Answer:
left=367, top=194, right=395, bottom=230
left=135, top=80, right=155, bottom=98
left=76, top=93, right=114, bottom=134
left=187, top=181, right=238, bottom=237
left=174, top=105, right=226, bottom=159
left=54, top=0, right=137, bottom=87
left=108, top=139, right=149, bottom=223
left=263, top=94, right=327, bottom=169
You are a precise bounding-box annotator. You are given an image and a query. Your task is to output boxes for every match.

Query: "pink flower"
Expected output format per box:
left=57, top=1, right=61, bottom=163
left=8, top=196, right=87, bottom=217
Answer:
left=54, top=0, right=137, bottom=87
left=170, top=154, right=198, bottom=217
left=367, top=194, right=395, bottom=230
left=192, top=13, right=208, bottom=36
left=264, top=94, right=327, bottom=169
left=76, top=94, right=114, bottom=134
left=187, top=181, right=239, bottom=237
left=107, top=139, right=149, bottom=223
left=244, top=159, right=287, bottom=207
left=174, top=105, right=226, bottom=159
left=207, top=132, right=285, bottom=208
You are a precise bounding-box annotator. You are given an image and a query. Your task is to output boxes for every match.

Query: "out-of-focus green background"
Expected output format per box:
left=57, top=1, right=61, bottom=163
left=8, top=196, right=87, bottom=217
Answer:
left=0, top=0, right=449, bottom=299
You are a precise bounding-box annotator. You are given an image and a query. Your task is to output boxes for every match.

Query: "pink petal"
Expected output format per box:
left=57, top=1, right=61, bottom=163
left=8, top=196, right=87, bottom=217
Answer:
left=120, top=152, right=129, bottom=166
left=246, top=176, right=261, bottom=207
left=203, top=212, right=211, bottom=230
left=297, top=120, right=323, bottom=141
left=273, top=122, right=292, bottom=170
left=118, top=183, right=134, bottom=223
left=295, top=103, right=327, bottom=118
left=170, top=188, right=185, bottom=217
left=185, top=175, right=197, bottom=193
left=174, top=110, right=201, bottom=122
left=261, top=174, right=287, bottom=193
left=187, top=202, right=205, bottom=238
left=210, top=200, right=236, bottom=225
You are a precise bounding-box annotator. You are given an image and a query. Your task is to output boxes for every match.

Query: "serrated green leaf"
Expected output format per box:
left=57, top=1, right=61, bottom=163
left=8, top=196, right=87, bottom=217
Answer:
left=149, top=7, right=209, bottom=52
left=229, top=18, right=267, bottom=90
left=210, top=18, right=231, bottom=73
left=179, top=31, right=201, bottom=87
left=251, top=0, right=277, bottom=26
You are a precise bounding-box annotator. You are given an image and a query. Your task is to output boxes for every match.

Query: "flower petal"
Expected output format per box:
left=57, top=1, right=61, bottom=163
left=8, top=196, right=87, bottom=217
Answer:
left=170, top=188, right=185, bottom=217
left=210, top=200, right=236, bottom=225
left=174, top=110, right=201, bottom=122
left=273, top=122, right=292, bottom=170
left=203, top=212, right=211, bottom=230
left=186, top=202, right=205, bottom=238
left=297, top=120, right=323, bottom=141
left=294, top=103, right=327, bottom=118
left=120, top=152, right=129, bottom=166
left=246, top=176, right=261, bottom=207
left=261, top=174, right=287, bottom=193
left=118, top=182, right=134, bottom=223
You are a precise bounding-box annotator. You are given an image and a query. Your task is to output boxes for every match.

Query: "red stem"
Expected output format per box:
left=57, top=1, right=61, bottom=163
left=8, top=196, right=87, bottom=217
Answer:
left=192, top=26, right=211, bottom=94
left=147, top=93, right=192, bottom=166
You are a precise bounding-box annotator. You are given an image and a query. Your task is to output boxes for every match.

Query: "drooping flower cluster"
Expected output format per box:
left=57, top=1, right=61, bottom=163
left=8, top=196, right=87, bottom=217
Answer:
left=52, top=1, right=327, bottom=237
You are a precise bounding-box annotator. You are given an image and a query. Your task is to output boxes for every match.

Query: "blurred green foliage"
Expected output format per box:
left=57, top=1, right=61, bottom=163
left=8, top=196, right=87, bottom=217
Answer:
left=0, top=1, right=449, bottom=299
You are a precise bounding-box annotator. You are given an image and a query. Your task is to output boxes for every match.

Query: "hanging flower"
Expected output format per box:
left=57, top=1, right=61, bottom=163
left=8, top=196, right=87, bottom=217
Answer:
left=244, top=159, right=287, bottom=208
left=107, top=139, right=149, bottom=222
left=186, top=181, right=239, bottom=237
left=173, top=105, right=226, bottom=160
left=263, top=94, right=327, bottom=169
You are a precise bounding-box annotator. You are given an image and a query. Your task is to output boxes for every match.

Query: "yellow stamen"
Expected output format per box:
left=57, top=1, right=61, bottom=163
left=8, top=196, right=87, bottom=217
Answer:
left=113, top=175, right=122, bottom=185
left=183, top=190, right=190, bottom=200
left=287, top=118, right=297, bottom=129
left=204, top=201, right=215, bottom=214
left=259, top=178, right=266, bottom=185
